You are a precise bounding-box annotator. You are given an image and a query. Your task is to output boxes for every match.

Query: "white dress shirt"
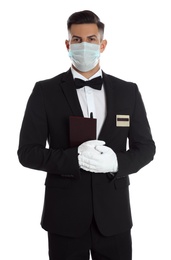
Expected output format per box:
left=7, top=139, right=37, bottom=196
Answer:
left=71, top=67, right=107, bottom=138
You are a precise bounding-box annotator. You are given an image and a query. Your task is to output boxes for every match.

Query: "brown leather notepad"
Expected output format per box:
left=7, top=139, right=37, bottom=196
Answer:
left=69, top=116, right=97, bottom=147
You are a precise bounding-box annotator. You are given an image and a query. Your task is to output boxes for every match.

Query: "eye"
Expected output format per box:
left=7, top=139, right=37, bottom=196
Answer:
left=87, top=36, right=98, bottom=43
left=91, top=37, right=96, bottom=41
left=72, top=37, right=81, bottom=43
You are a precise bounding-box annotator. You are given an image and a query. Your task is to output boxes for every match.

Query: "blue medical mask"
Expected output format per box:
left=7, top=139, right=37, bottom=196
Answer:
left=68, top=42, right=100, bottom=72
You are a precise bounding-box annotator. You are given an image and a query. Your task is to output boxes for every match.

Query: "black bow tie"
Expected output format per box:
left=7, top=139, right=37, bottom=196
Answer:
left=75, top=76, right=103, bottom=90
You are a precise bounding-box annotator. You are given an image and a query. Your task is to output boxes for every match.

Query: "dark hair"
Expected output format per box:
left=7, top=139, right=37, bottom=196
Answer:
left=67, top=10, right=105, bottom=39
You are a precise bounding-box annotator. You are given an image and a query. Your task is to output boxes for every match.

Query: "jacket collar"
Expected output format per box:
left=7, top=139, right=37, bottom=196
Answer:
left=98, top=71, right=119, bottom=143
left=61, top=69, right=83, bottom=117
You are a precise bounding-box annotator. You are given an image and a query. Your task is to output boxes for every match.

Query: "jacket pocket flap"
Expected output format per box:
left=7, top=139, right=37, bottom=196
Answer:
left=45, top=174, right=71, bottom=189
left=114, top=176, right=130, bottom=189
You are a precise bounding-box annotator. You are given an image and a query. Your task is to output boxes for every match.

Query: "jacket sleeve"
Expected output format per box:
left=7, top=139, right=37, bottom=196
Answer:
left=17, top=83, right=80, bottom=179
left=116, top=85, right=156, bottom=178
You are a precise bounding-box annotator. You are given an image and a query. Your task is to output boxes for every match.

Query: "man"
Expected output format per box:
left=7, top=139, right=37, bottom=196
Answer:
left=17, top=10, right=156, bottom=260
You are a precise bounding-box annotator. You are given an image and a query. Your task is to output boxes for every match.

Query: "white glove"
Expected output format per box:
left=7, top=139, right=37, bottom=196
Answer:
left=78, top=140, right=105, bottom=155
left=78, top=143, right=118, bottom=173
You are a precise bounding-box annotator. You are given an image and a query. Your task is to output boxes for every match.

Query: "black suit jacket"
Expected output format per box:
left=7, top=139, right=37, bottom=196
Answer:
left=18, top=69, right=155, bottom=237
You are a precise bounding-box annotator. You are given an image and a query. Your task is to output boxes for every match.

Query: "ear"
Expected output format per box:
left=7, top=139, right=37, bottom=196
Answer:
left=100, top=39, right=107, bottom=53
left=65, top=40, right=70, bottom=51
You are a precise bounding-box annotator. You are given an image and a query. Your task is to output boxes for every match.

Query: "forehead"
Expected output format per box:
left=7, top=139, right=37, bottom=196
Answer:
left=69, top=24, right=100, bottom=37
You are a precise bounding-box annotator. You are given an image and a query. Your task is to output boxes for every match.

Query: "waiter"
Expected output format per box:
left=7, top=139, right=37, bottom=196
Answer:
left=18, top=10, right=156, bottom=260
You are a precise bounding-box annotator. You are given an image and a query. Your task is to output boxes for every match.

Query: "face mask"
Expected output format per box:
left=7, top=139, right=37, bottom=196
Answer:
left=68, top=42, right=100, bottom=72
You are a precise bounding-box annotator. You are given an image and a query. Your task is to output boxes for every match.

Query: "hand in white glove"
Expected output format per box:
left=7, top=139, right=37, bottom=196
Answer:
left=78, top=140, right=105, bottom=155
left=78, top=144, right=118, bottom=173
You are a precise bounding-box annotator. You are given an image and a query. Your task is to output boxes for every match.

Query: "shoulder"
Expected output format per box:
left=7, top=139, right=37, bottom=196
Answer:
left=32, top=69, right=72, bottom=96
left=36, top=71, right=68, bottom=88
left=102, top=71, right=140, bottom=104
left=102, top=71, right=137, bottom=89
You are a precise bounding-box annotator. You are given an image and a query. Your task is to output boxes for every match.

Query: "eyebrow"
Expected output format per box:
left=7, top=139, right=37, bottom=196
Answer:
left=72, top=35, right=98, bottom=39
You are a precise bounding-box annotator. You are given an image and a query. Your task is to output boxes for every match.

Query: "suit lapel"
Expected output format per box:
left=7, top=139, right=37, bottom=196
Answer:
left=61, top=69, right=83, bottom=117
left=98, top=72, right=118, bottom=143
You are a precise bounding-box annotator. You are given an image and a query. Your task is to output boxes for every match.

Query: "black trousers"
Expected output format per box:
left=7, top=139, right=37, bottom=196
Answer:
left=48, top=219, right=132, bottom=260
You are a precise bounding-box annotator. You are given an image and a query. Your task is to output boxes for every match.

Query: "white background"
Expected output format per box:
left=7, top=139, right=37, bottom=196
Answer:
left=1, top=0, right=171, bottom=259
